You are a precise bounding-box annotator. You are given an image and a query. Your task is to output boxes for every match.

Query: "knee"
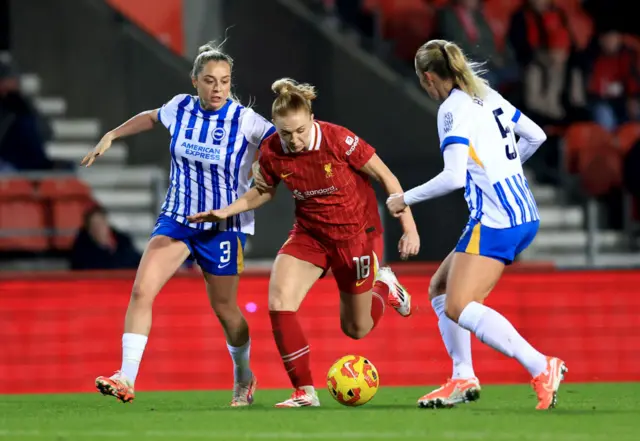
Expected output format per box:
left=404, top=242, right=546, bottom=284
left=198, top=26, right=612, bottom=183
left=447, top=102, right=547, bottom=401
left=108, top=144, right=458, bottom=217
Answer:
left=444, top=297, right=469, bottom=323
left=340, top=320, right=370, bottom=340
left=268, top=286, right=299, bottom=312
left=428, top=278, right=446, bottom=301
left=210, top=298, right=240, bottom=320
left=130, top=283, right=156, bottom=307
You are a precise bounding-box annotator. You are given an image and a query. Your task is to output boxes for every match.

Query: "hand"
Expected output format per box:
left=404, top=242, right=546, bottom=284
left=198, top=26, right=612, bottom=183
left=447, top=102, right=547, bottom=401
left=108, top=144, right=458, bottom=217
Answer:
left=386, top=193, right=407, bottom=217
left=251, top=161, right=272, bottom=193
left=81, top=133, right=114, bottom=167
left=398, top=229, right=420, bottom=260
left=187, top=209, right=228, bottom=224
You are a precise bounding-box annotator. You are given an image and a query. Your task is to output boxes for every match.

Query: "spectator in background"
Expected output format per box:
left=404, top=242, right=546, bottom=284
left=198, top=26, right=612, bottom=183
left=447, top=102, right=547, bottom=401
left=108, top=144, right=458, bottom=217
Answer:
left=587, top=28, right=640, bottom=131
left=0, top=58, right=65, bottom=172
left=70, top=205, right=141, bottom=270
left=508, top=0, right=569, bottom=68
left=437, top=0, right=517, bottom=89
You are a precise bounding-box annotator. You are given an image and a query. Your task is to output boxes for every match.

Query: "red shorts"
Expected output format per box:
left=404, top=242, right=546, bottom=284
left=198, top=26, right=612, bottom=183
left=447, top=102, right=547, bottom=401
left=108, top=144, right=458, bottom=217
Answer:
left=278, top=229, right=384, bottom=294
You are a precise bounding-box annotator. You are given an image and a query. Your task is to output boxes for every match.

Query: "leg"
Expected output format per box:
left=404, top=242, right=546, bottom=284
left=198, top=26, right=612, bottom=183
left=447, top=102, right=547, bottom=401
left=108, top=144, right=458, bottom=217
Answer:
left=96, top=234, right=190, bottom=402
left=418, top=250, right=480, bottom=409
left=193, top=231, right=255, bottom=406
left=333, top=235, right=389, bottom=338
left=447, top=252, right=566, bottom=409
left=270, top=253, right=325, bottom=408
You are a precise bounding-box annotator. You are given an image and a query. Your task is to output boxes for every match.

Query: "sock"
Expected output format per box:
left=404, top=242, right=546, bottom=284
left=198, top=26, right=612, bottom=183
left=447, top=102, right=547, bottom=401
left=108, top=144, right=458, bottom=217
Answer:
left=457, top=302, right=547, bottom=377
left=370, top=281, right=387, bottom=329
left=269, top=311, right=313, bottom=388
left=227, top=338, right=252, bottom=383
left=121, top=333, right=148, bottom=384
left=431, top=295, right=475, bottom=379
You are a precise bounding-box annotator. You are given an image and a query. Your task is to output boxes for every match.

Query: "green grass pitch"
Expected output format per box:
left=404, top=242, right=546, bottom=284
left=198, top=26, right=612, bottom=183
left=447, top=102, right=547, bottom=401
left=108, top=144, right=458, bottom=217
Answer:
left=1, top=384, right=639, bottom=441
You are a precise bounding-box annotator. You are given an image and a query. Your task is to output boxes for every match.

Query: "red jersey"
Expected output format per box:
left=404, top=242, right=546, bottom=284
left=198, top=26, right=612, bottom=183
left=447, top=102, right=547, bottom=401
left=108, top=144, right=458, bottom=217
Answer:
left=259, top=120, right=382, bottom=244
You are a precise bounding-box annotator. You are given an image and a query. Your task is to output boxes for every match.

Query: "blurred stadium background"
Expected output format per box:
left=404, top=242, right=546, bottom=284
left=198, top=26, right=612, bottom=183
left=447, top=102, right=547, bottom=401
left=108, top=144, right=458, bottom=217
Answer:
left=1, top=0, right=639, bottom=408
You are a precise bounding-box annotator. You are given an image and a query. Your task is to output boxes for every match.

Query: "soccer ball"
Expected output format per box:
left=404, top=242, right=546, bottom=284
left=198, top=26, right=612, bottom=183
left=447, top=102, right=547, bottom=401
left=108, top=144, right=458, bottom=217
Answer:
left=326, top=355, right=379, bottom=406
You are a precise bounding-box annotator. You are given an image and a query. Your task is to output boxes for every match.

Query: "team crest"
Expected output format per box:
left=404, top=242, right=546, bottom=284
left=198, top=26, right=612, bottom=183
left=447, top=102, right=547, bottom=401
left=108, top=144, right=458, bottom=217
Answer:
left=443, top=112, right=453, bottom=133
left=212, top=127, right=227, bottom=142
left=324, top=163, right=333, bottom=178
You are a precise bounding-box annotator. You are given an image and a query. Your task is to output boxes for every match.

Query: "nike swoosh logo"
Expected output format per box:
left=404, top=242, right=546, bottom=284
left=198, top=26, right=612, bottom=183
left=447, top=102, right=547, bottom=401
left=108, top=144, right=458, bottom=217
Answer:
left=281, top=172, right=293, bottom=179
left=344, top=362, right=357, bottom=379
left=355, top=279, right=369, bottom=287
left=218, top=262, right=231, bottom=269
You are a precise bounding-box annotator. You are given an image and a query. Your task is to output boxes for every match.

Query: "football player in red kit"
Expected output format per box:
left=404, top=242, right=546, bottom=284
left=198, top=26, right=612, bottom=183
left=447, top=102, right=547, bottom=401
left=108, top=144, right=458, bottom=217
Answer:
left=188, top=77, right=420, bottom=407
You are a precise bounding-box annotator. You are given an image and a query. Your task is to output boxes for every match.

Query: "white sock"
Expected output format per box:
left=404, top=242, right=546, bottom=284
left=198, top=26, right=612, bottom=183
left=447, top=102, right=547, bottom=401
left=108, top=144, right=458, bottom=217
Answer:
left=121, top=333, right=148, bottom=384
left=227, top=339, right=253, bottom=383
left=457, top=302, right=547, bottom=377
left=431, top=295, right=475, bottom=379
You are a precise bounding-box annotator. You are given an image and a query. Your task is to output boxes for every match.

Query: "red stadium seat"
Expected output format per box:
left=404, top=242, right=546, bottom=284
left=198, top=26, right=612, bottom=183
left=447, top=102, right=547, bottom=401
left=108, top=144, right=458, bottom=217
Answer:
left=483, top=0, right=523, bottom=51
left=39, top=178, right=95, bottom=251
left=578, top=145, right=622, bottom=197
left=0, top=178, right=48, bottom=252
left=615, top=122, right=640, bottom=156
left=563, top=122, right=615, bottom=174
left=566, top=11, right=593, bottom=51
left=378, top=0, right=435, bottom=61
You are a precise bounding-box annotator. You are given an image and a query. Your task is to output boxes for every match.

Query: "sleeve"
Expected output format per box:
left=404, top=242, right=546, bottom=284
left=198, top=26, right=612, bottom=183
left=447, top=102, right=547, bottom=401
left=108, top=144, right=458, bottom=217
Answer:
left=258, top=149, right=280, bottom=187
left=243, top=109, right=276, bottom=148
left=438, top=102, right=472, bottom=154
left=513, top=111, right=547, bottom=164
left=403, top=143, right=469, bottom=205
left=157, top=94, right=191, bottom=131
left=338, top=127, right=376, bottom=169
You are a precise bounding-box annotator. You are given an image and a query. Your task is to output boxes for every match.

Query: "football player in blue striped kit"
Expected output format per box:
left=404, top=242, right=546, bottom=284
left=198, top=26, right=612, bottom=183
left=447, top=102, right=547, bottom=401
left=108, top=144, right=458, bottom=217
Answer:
left=83, top=42, right=275, bottom=406
left=386, top=39, right=567, bottom=410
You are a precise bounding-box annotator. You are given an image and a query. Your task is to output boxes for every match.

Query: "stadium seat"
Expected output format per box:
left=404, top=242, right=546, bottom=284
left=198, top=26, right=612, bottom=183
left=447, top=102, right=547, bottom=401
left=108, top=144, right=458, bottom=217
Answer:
left=378, top=0, right=435, bottom=60
left=578, top=145, right=623, bottom=197
left=615, top=122, right=640, bottom=156
left=484, top=0, right=523, bottom=51
left=563, top=122, right=615, bottom=174
left=39, top=178, right=95, bottom=250
left=566, top=11, right=593, bottom=51
left=0, top=178, right=48, bottom=252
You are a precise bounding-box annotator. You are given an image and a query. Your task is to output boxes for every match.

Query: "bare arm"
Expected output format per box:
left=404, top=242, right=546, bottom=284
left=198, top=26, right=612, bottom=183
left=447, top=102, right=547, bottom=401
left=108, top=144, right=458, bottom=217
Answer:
left=82, top=109, right=160, bottom=166
left=106, top=109, right=159, bottom=141
left=187, top=186, right=277, bottom=223
left=360, top=154, right=418, bottom=234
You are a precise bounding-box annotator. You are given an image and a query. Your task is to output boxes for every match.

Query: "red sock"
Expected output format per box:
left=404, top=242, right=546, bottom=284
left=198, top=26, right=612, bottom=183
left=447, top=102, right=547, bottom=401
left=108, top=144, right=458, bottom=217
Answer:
left=370, top=281, right=387, bottom=329
left=269, top=311, right=313, bottom=388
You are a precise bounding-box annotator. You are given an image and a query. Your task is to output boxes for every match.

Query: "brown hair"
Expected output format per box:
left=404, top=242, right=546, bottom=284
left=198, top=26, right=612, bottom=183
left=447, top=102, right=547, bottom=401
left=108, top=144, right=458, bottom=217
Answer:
left=271, top=78, right=317, bottom=117
left=415, top=39, right=488, bottom=98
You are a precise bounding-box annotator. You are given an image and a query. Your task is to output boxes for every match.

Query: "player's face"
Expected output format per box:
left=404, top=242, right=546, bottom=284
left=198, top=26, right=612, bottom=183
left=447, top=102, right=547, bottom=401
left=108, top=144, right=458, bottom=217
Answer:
left=192, top=61, right=231, bottom=110
left=274, top=110, right=314, bottom=153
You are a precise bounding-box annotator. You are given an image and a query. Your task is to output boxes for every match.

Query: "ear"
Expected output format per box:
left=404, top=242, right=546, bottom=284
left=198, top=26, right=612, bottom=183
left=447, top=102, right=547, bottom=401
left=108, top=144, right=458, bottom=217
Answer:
left=191, top=76, right=197, bottom=89
left=310, top=113, right=315, bottom=121
left=423, top=71, right=435, bottom=84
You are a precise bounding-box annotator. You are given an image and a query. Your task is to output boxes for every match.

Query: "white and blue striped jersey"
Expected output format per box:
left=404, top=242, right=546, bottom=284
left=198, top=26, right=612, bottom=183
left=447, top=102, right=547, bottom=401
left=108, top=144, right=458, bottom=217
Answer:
left=157, top=94, right=275, bottom=233
left=438, top=88, right=540, bottom=229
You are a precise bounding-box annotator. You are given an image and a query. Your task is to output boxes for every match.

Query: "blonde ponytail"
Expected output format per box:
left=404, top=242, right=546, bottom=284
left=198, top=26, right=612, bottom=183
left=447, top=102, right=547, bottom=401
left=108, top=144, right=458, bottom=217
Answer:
left=271, top=77, right=317, bottom=117
left=415, top=39, right=488, bottom=99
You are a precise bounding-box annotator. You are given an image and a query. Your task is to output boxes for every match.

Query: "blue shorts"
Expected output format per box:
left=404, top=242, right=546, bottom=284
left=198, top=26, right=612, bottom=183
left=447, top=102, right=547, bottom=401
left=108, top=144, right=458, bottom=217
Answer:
left=455, top=218, right=539, bottom=265
left=150, top=215, right=247, bottom=276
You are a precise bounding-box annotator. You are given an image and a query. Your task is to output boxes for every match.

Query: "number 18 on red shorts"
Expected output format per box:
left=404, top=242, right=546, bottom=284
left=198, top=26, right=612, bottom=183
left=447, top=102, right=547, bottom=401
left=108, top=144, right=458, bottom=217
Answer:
left=278, top=228, right=383, bottom=294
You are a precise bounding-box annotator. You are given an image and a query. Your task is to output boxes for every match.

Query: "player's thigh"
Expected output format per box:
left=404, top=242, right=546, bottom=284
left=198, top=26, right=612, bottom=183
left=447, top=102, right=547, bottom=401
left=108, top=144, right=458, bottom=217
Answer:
left=445, top=252, right=504, bottom=322
left=133, top=234, right=191, bottom=301
left=429, top=250, right=455, bottom=300
left=339, top=290, right=373, bottom=339
left=331, top=234, right=381, bottom=296
left=332, top=235, right=380, bottom=337
left=191, top=231, right=246, bottom=310
left=269, top=232, right=328, bottom=311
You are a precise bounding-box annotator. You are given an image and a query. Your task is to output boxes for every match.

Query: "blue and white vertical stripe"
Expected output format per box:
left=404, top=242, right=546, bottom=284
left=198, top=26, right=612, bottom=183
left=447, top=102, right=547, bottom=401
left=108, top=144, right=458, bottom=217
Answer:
left=158, top=96, right=262, bottom=234
left=491, top=173, right=539, bottom=227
